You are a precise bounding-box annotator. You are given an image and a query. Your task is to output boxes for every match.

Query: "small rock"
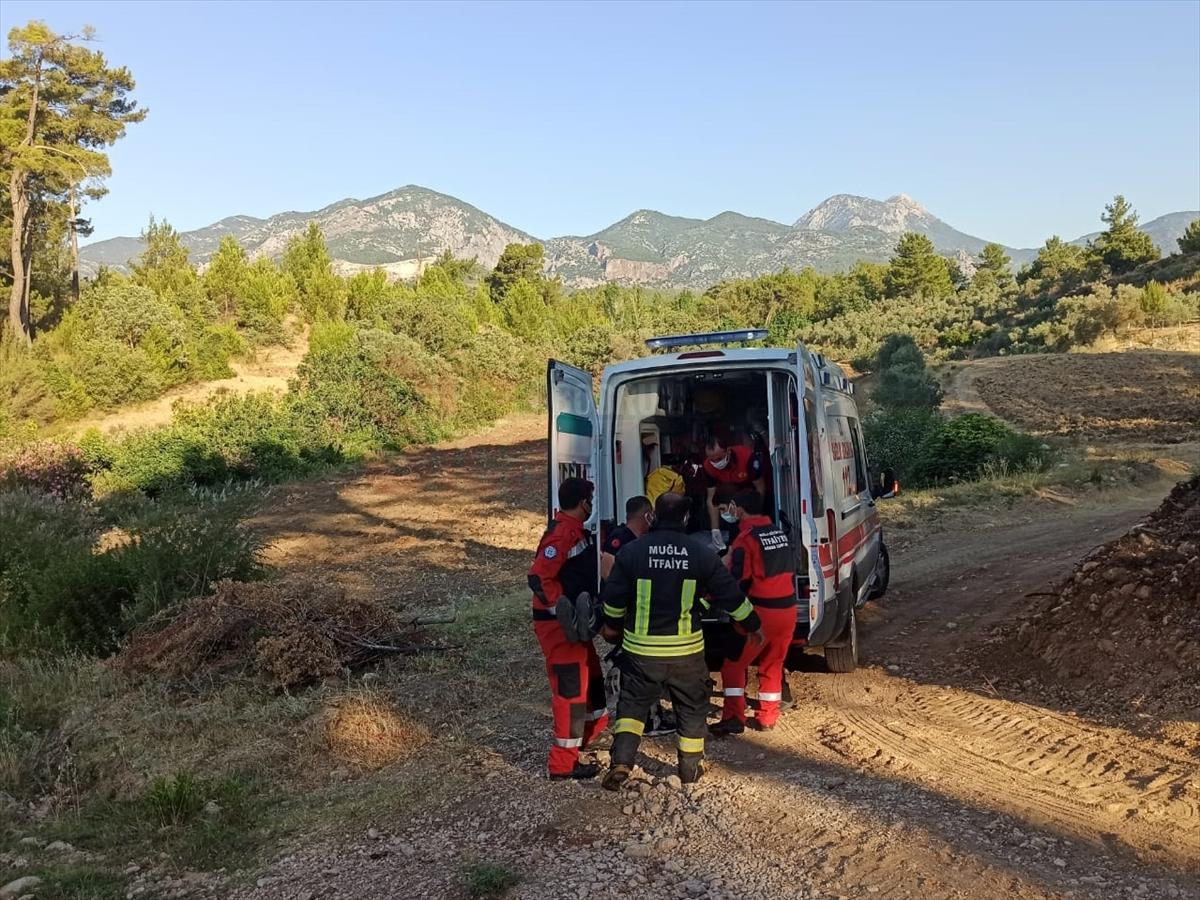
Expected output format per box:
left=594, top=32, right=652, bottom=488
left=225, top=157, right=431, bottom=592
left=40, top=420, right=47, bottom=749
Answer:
left=367, top=827, right=381, bottom=840
left=626, top=844, right=652, bottom=859
left=685, top=880, right=706, bottom=895
left=1053, top=858, right=1067, bottom=868
left=16, top=838, right=42, bottom=849
left=664, top=775, right=682, bottom=791
left=946, top=622, right=958, bottom=631
left=656, top=837, right=679, bottom=852
left=885, top=665, right=901, bottom=674
left=824, top=777, right=846, bottom=790
left=124, top=863, right=141, bottom=875
left=1, top=878, right=43, bottom=900
left=256, top=876, right=282, bottom=888
left=44, top=840, right=75, bottom=853
left=203, top=801, right=222, bottom=817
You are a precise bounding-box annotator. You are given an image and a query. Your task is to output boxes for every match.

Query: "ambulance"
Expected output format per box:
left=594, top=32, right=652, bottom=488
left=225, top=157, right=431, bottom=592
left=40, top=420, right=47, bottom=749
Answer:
left=547, top=329, right=894, bottom=673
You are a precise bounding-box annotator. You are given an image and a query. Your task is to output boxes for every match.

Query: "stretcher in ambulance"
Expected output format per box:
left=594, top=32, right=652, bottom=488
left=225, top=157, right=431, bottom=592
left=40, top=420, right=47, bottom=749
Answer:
left=546, top=329, right=894, bottom=673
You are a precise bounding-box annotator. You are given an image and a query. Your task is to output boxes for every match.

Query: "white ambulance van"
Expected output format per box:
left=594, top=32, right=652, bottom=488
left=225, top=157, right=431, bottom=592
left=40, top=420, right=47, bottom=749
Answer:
left=547, top=329, right=894, bottom=673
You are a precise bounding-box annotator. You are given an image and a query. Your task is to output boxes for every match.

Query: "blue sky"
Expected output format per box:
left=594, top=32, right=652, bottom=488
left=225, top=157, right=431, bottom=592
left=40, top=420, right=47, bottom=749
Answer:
left=4, top=0, right=1199, bottom=247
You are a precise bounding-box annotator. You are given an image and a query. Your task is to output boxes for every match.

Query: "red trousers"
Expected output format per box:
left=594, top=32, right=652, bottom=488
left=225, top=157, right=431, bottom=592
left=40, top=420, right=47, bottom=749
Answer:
left=720, top=604, right=797, bottom=727
left=534, top=620, right=610, bottom=775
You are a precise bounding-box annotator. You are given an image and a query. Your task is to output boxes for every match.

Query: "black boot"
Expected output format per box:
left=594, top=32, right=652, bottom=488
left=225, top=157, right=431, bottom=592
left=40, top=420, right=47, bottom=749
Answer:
left=678, top=753, right=705, bottom=785
left=709, top=718, right=745, bottom=737
left=602, top=764, right=632, bottom=791
left=550, top=761, right=600, bottom=781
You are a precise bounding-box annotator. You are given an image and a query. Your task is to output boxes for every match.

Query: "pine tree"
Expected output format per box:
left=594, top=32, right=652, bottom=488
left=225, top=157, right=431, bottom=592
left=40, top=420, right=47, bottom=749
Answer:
left=487, top=243, right=545, bottom=302
left=884, top=233, right=954, bottom=299
left=1177, top=219, right=1200, bottom=255
left=1, top=21, right=146, bottom=342
left=1090, top=195, right=1160, bottom=274
left=976, top=242, right=1015, bottom=294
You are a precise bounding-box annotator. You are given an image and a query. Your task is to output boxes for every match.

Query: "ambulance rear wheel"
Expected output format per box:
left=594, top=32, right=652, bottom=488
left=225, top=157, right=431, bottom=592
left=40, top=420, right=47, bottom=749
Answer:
left=824, top=607, right=858, bottom=674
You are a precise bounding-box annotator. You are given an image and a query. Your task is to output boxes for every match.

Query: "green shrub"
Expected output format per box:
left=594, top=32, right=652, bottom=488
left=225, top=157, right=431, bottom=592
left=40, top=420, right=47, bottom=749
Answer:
left=870, top=334, right=943, bottom=410
left=290, top=323, right=442, bottom=451
left=116, top=485, right=266, bottom=627
left=144, top=773, right=205, bottom=826
left=463, top=862, right=520, bottom=898
left=917, top=413, right=1014, bottom=483
left=96, top=394, right=343, bottom=495
left=0, top=486, right=264, bottom=653
left=863, top=408, right=944, bottom=487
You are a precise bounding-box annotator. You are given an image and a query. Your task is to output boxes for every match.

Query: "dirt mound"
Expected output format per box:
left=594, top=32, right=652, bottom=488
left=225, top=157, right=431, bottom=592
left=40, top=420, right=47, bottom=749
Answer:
left=118, top=580, right=429, bottom=688
left=1013, top=476, right=1200, bottom=719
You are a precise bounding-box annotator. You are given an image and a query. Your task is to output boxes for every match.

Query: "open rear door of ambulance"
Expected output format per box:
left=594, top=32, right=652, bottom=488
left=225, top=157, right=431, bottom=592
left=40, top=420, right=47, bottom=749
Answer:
left=794, top=345, right=833, bottom=645
left=546, top=360, right=599, bottom=526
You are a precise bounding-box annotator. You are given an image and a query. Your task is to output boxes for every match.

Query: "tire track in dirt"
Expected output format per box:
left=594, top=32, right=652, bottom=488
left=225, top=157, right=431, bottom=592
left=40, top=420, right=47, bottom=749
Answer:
left=779, top=676, right=1200, bottom=870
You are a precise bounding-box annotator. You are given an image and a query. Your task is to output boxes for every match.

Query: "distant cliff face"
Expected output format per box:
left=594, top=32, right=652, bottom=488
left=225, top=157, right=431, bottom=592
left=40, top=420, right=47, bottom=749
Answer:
left=81, top=187, right=1198, bottom=289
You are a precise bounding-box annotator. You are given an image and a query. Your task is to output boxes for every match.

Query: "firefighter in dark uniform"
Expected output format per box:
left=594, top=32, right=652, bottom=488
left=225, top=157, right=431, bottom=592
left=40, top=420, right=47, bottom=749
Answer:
left=711, top=489, right=798, bottom=735
left=528, top=478, right=610, bottom=780
left=599, top=493, right=763, bottom=789
left=603, top=495, right=675, bottom=738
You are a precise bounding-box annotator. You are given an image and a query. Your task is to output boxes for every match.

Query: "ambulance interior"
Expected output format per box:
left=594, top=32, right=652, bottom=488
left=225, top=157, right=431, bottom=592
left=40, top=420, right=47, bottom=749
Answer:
left=611, top=368, right=806, bottom=537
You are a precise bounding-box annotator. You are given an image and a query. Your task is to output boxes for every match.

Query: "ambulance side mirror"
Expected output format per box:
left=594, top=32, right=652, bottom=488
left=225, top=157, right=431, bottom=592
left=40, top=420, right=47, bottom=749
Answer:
left=871, top=468, right=899, bottom=500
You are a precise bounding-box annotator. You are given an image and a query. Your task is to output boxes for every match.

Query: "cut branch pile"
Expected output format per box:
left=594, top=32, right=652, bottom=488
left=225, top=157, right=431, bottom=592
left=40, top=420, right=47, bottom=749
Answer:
left=117, top=579, right=446, bottom=688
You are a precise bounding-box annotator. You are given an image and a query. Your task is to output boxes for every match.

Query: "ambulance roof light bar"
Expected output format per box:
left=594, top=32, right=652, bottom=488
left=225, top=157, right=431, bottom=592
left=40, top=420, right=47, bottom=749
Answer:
left=645, top=328, right=768, bottom=352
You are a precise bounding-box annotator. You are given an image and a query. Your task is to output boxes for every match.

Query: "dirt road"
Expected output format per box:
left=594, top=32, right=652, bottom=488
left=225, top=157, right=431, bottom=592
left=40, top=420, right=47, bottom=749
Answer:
left=242, top=410, right=1198, bottom=900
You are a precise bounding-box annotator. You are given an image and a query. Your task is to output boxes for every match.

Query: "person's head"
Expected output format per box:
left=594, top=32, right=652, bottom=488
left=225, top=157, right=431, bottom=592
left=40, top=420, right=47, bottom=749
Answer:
left=654, top=492, right=691, bottom=530
left=730, top=489, right=764, bottom=521
left=713, top=484, right=740, bottom=524
left=625, top=495, right=653, bottom=534
left=705, top=434, right=730, bottom=468
left=558, top=477, right=594, bottom=519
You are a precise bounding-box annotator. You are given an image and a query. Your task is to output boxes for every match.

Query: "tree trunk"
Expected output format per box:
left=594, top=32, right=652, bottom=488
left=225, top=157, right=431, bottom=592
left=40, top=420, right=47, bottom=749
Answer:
left=7, top=51, right=43, bottom=345
left=70, top=185, right=80, bottom=302
left=8, top=173, right=31, bottom=345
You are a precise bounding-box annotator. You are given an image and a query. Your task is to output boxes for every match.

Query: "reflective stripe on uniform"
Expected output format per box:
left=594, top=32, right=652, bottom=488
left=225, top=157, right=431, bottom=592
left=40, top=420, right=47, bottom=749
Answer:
left=678, top=579, right=697, bottom=635
left=729, top=598, right=754, bottom=622
left=677, top=735, right=704, bottom=753
left=588, top=708, right=609, bottom=721
left=623, top=640, right=705, bottom=659
left=614, top=717, right=645, bottom=736
left=554, top=737, right=583, bottom=748
left=723, top=687, right=745, bottom=697
left=759, top=692, right=782, bottom=702
left=567, top=539, right=590, bottom=559
left=634, top=579, right=652, bottom=635
left=603, top=603, right=625, bottom=619
left=622, top=631, right=705, bottom=658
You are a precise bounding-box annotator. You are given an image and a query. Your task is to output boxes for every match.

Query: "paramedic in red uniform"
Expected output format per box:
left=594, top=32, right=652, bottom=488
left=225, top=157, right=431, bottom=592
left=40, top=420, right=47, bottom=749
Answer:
left=527, top=478, right=610, bottom=779
left=703, top=435, right=766, bottom=552
left=710, top=489, right=798, bottom=735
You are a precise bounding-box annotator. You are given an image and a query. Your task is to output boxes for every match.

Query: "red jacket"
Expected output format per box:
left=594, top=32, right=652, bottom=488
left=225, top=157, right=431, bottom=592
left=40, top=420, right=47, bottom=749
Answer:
left=728, top=514, right=796, bottom=606
left=527, top=511, right=594, bottom=617
left=703, top=445, right=761, bottom=488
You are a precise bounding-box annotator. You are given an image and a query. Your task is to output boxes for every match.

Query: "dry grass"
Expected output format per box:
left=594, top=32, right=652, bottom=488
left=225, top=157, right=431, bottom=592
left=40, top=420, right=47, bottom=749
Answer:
left=323, top=691, right=429, bottom=772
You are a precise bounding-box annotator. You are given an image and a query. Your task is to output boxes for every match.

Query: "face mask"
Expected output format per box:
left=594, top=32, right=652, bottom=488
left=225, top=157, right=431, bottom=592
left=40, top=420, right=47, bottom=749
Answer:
left=709, top=454, right=730, bottom=471
left=720, top=510, right=738, bottom=524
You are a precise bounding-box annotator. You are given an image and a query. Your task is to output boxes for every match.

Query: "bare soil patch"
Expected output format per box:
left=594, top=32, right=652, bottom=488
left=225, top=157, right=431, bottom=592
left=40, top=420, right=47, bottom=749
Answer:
left=962, top=350, right=1200, bottom=441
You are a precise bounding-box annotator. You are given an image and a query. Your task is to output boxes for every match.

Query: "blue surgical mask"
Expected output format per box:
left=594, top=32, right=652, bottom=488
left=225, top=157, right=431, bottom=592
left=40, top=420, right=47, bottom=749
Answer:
left=720, top=511, right=738, bottom=524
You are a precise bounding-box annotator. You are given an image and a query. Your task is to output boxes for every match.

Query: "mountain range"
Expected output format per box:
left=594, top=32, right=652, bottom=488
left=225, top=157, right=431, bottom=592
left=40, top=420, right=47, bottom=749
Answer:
left=80, top=186, right=1198, bottom=289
